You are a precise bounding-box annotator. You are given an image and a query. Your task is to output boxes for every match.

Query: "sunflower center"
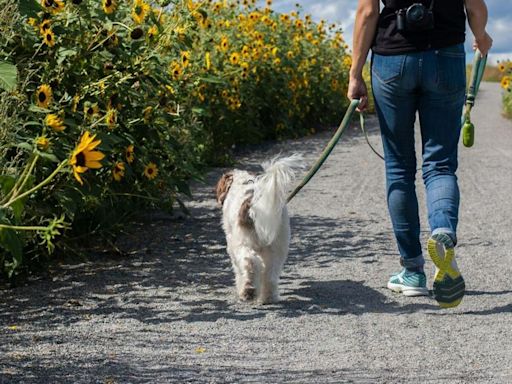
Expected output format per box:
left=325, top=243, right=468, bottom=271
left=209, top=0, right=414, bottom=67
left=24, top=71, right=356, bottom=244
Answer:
left=147, top=168, right=154, bottom=174
left=106, top=0, right=112, bottom=6
left=135, top=6, right=142, bottom=15
left=75, top=151, right=86, bottom=167
left=46, top=33, right=52, bottom=41
left=38, top=92, right=47, bottom=102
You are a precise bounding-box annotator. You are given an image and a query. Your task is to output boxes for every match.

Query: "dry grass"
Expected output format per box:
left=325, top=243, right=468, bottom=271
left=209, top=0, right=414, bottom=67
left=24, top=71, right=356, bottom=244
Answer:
left=466, top=64, right=502, bottom=83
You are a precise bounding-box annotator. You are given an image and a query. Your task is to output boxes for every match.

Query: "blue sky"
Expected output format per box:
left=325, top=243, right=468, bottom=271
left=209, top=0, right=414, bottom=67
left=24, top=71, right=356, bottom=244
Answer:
left=266, top=0, right=511, bottom=64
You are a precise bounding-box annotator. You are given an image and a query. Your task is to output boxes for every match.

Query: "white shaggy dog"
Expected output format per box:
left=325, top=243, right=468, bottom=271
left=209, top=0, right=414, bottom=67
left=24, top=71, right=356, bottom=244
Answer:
left=215, top=154, right=304, bottom=304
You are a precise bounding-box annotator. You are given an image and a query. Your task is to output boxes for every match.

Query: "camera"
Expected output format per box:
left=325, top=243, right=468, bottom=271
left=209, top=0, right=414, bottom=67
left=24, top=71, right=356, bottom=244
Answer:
left=396, top=2, right=434, bottom=32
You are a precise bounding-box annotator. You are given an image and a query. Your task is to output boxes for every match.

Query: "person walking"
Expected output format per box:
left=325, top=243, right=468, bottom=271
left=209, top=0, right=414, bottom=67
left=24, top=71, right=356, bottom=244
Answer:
left=348, top=0, right=493, bottom=308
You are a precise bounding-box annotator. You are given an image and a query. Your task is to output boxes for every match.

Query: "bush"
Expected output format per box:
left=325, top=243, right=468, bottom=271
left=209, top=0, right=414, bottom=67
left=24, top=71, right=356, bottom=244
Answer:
left=0, top=0, right=351, bottom=281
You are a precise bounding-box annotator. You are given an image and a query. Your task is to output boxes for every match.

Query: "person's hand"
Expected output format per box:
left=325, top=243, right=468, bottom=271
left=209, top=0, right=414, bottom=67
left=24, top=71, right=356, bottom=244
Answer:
left=473, top=31, right=493, bottom=56
left=347, top=75, right=369, bottom=112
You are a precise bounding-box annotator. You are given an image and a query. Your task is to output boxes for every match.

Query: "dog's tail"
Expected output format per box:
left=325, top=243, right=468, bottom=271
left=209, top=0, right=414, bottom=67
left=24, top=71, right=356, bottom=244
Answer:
left=249, top=154, right=305, bottom=245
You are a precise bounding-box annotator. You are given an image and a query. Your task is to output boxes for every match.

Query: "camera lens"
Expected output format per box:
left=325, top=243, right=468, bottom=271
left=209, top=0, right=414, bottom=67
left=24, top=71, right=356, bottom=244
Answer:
left=407, top=4, right=425, bottom=22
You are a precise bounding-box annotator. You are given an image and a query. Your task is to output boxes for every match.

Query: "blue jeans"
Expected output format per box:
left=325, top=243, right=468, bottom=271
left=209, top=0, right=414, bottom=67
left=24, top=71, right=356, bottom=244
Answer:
left=371, top=43, right=466, bottom=269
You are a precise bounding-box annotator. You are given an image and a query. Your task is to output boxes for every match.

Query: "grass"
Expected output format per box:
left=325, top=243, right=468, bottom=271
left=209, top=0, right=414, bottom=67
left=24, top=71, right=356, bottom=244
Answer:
left=466, top=64, right=501, bottom=83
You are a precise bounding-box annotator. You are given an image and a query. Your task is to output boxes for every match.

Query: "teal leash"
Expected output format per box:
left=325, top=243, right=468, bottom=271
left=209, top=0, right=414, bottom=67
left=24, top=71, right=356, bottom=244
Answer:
left=287, top=99, right=361, bottom=203
left=287, top=52, right=487, bottom=203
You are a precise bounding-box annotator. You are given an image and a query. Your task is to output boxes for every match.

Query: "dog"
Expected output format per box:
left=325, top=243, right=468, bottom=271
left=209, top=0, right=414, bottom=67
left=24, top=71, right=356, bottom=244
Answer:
left=215, top=154, right=305, bottom=304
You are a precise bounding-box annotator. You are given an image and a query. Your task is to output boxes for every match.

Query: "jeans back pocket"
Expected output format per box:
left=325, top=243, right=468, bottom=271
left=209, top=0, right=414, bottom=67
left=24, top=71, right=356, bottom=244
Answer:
left=435, top=44, right=466, bottom=93
left=372, top=53, right=406, bottom=84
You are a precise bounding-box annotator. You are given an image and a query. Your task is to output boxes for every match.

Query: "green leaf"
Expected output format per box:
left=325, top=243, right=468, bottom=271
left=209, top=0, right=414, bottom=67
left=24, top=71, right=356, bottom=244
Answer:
left=57, top=47, right=77, bottom=65
left=175, top=180, right=192, bottom=198
left=29, top=105, right=52, bottom=113
left=198, top=76, right=225, bottom=84
left=11, top=199, right=25, bottom=223
left=0, top=61, right=17, bottom=92
left=38, top=152, right=59, bottom=163
left=0, top=223, right=24, bottom=273
left=0, top=175, right=16, bottom=197
left=16, top=142, right=33, bottom=152
left=18, top=0, right=42, bottom=18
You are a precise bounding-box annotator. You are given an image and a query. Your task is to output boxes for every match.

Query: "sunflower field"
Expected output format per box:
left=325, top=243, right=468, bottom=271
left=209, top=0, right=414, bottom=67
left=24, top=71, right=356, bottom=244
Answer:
left=0, top=0, right=351, bottom=281
left=498, top=60, right=512, bottom=119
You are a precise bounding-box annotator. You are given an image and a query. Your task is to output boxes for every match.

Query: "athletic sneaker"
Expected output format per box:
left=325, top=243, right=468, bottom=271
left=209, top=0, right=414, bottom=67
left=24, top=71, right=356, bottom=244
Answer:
left=427, top=233, right=465, bottom=308
left=387, top=269, right=429, bottom=297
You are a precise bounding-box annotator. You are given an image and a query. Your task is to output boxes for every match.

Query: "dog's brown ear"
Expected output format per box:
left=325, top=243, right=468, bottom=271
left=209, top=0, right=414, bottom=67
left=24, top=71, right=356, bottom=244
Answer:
left=215, top=172, right=233, bottom=205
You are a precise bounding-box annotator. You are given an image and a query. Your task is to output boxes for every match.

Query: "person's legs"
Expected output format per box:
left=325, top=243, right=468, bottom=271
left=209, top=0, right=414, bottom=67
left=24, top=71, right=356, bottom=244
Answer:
left=371, top=52, right=424, bottom=272
left=419, top=44, right=466, bottom=307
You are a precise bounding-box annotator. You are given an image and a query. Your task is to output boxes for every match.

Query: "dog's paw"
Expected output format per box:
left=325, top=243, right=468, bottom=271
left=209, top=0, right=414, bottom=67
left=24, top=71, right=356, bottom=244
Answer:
left=258, top=293, right=280, bottom=305
left=239, top=285, right=256, bottom=301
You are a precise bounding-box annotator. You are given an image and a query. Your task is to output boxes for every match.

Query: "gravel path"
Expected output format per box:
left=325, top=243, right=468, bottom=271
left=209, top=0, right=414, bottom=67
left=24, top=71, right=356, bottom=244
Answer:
left=1, top=82, right=511, bottom=384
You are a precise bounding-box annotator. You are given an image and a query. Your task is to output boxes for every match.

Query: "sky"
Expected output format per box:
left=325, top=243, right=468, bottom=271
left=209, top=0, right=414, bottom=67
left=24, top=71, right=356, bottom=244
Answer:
left=266, top=0, right=511, bottom=64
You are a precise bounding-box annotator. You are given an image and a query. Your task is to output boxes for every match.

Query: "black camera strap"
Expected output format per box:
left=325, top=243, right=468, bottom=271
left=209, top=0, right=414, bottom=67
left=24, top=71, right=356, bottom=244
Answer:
left=385, top=0, right=434, bottom=10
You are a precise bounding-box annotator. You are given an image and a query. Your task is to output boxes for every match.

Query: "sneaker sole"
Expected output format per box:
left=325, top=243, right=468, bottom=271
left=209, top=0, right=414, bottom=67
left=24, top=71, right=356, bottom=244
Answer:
left=427, top=238, right=465, bottom=308
left=387, top=281, right=429, bottom=297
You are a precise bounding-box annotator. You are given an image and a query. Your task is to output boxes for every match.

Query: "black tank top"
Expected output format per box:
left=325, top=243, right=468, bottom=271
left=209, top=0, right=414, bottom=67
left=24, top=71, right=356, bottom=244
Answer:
left=372, top=0, right=466, bottom=55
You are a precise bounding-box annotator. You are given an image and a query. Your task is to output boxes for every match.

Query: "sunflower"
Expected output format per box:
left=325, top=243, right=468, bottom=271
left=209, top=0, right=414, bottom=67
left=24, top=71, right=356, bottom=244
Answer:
left=170, top=61, right=182, bottom=80
left=498, top=62, right=506, bottom=73
left=102, top=0, right=117, bottom=14
left=36, top=136, right=50, bottom=151
left=84, top=102, right=99, bottom=119
left=181, top=51, right=190, bottom=68
left=200, top=18, right=212, bottom=29
left=229, top=52, right=240, bottom=65
left=280, top=14, right=290, bottom=23
left=35, top=84, right=53, bottom=108
left=105, top=108, right=117, bottom=129
left=131, top=27, right=144, bottom=40
left=70, top=131, right=105, bottom=185
left=343, top=55, right=352, bottom=68
left=501, top=76, right=511, bottom=90
left=143, top=162, right=158, bottom=180
left=39, top=19, right=51, bottom=34
left=125, top=145, right=135, bottom=164
left=147, top=25, right=158, bottom=40
left=28, top=17, right=38, bottom=27
left=132, top=0, right=151, bottom=24
left=42, top=29, right=56, bottom=47
left=112, top=161, right=125, bottom=181
left=45, top=113, right=65, bottom=132
left=219, top=36, right=229, bottom=52
left=41, top=0, right=65, bottom=14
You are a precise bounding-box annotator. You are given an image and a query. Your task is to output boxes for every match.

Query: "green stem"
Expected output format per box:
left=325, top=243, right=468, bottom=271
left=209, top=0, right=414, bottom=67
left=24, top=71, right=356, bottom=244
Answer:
left=111, top=193, right=160, bottom=201
left=12, top=154, right=40, bottom=199
left=0, top=154, right=38, bottom=205
left=3, top=160, right=68, bottom=209
left=0, top=224, right=48, bottom=232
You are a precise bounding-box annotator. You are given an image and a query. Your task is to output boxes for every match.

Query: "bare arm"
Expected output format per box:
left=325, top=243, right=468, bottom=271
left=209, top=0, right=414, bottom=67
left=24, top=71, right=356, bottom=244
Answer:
left=465, top=0, right=493, bottom=55
left=348, top=0, right=380, bottom=111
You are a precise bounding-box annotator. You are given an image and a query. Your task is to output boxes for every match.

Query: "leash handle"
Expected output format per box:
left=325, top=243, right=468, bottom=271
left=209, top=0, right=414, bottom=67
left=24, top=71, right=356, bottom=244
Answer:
left=462, top=50, right=487, bottom=148
left=286, top=99, right=360, bottom=203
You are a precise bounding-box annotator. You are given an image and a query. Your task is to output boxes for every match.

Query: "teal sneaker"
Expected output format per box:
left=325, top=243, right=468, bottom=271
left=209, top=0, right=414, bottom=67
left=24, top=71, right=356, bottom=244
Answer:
left=427, top=233, right=465, bottom=308
left=387, top=269, right=429, bottom=297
